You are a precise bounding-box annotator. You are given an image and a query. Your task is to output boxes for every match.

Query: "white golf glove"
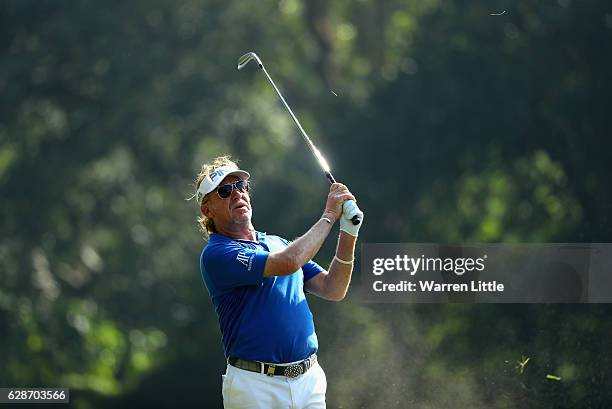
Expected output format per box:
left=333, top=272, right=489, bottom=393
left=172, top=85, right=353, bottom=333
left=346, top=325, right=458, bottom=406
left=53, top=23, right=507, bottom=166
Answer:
left=340, top=200, right=364, bottom=237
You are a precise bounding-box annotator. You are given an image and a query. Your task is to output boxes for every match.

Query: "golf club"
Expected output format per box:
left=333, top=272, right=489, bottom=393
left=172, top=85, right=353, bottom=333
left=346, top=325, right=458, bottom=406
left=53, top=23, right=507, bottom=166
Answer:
left=237, top=51, right=362, bottom=225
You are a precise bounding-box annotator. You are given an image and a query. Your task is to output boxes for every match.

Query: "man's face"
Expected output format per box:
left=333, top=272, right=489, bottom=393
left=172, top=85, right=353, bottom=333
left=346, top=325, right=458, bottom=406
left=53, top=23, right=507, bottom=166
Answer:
left=201, top=175, right=252, bottom=230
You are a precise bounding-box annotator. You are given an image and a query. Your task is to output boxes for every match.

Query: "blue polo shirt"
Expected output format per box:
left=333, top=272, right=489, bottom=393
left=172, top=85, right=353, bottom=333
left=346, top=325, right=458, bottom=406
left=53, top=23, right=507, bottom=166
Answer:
left=200, top=231, right=323, bottom=363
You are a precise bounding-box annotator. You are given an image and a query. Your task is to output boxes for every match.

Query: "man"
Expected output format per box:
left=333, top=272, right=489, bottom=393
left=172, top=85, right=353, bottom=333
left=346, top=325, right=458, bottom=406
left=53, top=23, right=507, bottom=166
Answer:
left=194, top=155, right=363, bottom=409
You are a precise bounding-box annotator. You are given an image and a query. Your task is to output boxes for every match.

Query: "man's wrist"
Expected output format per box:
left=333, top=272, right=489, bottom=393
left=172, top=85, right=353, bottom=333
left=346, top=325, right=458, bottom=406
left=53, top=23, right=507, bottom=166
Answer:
left=320, top=216, right=332, bottom=225
left=321, top=210, right=338, bottom=223
left=333, top=254, right=354, bottom=265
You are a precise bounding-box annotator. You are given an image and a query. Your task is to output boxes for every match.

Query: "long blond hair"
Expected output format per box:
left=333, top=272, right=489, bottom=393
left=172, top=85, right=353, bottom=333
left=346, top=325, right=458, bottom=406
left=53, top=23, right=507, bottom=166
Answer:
left=194, top=155, right=241, bottom=237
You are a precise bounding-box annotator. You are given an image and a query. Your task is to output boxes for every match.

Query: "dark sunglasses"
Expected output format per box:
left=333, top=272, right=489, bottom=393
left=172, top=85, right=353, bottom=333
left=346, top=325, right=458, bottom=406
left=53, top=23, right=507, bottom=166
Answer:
left=215, top=180, right=250, bottom=199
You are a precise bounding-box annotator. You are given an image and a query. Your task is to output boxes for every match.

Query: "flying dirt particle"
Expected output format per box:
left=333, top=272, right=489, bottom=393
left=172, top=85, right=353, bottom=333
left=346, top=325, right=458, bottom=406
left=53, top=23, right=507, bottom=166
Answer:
left=517, top=356, right=530, bottom=374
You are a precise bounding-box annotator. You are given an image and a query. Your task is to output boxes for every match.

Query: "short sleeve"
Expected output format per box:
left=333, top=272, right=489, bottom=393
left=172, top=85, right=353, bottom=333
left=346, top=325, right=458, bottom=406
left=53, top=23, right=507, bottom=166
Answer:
left=274, top=236, right=324, bottom=282
left=302, top=259, right=324, bottom=282
left=202, top=243, right=269, bottom=292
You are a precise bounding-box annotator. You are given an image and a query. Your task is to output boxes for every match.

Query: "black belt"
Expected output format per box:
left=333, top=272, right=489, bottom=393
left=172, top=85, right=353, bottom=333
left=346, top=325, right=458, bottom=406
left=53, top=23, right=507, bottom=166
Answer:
left=228, top=354, right=317, bottom=378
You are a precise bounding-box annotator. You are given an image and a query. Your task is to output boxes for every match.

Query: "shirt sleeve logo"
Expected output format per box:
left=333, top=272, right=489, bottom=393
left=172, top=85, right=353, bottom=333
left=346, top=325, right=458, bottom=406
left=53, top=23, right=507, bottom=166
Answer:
left=236, top=251, right=252, bottom=269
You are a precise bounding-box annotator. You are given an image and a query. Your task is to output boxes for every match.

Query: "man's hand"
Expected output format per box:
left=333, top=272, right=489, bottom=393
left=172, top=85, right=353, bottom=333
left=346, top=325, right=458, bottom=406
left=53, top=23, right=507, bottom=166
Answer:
left=306, top=185, right=361, bottom=301
left=340, top=200, right=364, bottom=237
left=322, top=183, right=356, bottom=222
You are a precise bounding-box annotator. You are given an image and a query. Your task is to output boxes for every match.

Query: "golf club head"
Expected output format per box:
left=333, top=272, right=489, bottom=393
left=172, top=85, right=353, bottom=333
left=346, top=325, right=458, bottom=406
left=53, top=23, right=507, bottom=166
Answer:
left=237, top=52, right=262, bottom=70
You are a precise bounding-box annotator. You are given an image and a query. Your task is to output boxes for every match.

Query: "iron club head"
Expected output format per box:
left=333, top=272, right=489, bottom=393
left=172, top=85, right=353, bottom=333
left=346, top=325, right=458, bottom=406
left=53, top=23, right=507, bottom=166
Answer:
left=237, top=52, right=262, bottom=70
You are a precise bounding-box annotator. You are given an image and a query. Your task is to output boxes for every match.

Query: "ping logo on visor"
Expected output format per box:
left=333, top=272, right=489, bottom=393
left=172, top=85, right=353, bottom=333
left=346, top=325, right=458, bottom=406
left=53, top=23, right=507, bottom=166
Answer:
left=209, top=169, right=225, bottom=182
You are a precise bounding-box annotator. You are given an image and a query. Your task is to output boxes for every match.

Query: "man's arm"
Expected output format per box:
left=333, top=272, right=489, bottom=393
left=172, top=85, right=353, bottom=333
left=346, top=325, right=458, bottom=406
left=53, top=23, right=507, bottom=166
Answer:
left=263, top=183, right=355, bottom=277
left=304, top=231, right=357, bottom=301
left=263, top=216, right=334, bottom=276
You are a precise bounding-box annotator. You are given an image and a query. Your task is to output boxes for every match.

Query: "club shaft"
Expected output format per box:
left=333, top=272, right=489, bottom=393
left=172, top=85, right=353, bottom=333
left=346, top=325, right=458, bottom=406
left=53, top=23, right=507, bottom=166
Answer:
left=257, top=64, right=334, bottom=183
left=248, top=55, right=361, bottom=225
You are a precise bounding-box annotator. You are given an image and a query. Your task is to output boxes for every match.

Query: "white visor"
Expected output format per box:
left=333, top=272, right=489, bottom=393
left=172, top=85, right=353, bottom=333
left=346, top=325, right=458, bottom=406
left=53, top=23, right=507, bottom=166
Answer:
left=196, top=166, right=250, bottom=203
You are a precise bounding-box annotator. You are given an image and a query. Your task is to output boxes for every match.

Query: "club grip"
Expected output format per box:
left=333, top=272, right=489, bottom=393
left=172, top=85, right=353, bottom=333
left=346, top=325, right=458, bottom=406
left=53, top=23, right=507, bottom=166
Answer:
left=343, top=200, right=363, bottom=226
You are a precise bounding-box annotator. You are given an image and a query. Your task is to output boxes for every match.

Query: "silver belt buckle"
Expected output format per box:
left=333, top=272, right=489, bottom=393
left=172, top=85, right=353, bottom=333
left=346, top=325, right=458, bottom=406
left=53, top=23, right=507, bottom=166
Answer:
left=283, top=364, right=304, bottom=378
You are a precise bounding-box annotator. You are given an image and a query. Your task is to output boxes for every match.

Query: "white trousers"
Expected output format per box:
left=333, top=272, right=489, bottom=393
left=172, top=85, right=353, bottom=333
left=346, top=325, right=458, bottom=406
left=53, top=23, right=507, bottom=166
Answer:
left=222, top=362, right=327, bottom=409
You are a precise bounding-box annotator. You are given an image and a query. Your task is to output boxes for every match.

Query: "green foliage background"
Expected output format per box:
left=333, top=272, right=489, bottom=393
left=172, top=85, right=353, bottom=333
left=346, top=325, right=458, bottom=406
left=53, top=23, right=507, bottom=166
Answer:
left=2, top=1, right=612, bottom=408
